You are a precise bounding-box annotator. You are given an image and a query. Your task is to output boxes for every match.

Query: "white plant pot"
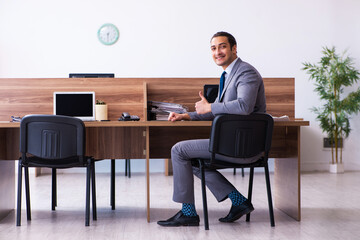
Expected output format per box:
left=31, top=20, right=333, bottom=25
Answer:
left=95, top=104, right=108, bottom=121
left=329, top=163, right=344, bottom=173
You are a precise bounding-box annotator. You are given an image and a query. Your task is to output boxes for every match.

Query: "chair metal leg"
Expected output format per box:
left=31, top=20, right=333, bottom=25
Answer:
left=246, top=167, right=254, bottom=222
left=234, top=168, right=245, bottom=177
left=85, top=162, right=91, bottom=226
left=198, top=159, right=209, bottom=230
left=91, top=161, right=97, bottom=221
left=16, top=162, right=23, bottom=226
left=24, top=167, right=31, bottom=221
left=127, top=159, right=131, bottom=178
left=52, top=168, right=57, bottom=210
left=110, top=159, right=115, bottom=210
left=125, top=159, right=128, bottom=176
left=264, top=162, right=275, bottom=227
left=125, top=159, right=131, bottom=178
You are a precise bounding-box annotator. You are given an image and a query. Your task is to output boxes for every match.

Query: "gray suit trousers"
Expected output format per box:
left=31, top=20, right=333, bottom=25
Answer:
left=171, top=139, right=261, bottom=204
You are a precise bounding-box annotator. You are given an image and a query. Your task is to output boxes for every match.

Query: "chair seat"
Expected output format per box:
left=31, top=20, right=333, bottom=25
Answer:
left=192, top=157, right=266, bottom=170
left=23, top=156, right=90, bottom=168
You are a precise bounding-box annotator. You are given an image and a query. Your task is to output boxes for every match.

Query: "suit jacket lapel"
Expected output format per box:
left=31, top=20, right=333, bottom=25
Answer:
left=220, top=58, right=242, bottom=101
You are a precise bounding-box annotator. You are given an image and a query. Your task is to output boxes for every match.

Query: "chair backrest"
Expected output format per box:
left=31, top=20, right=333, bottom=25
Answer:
left=209, top=113, right=274, bottom=159
left=20, top=115, right=85, bottom=160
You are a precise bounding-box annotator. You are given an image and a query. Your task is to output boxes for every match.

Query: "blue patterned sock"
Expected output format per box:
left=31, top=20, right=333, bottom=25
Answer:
left=228, top=190, right=247, bottom=206
left=181, top=203, right=197, bottom=217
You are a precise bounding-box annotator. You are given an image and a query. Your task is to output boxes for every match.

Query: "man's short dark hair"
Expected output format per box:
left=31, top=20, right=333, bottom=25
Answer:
left=211, top=32, right=237, bottom=49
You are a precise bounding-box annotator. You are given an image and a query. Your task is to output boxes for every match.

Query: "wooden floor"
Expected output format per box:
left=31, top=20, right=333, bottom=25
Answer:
left=1, top=170, right=360, bottom=240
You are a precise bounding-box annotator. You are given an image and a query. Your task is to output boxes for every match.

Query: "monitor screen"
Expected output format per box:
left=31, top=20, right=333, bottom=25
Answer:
left=53, top=92, right=95, bottom=121
left=203, top=84, right=219, bottom=103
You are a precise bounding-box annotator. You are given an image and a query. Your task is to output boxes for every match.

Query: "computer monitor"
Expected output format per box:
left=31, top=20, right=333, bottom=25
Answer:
left=69, top=73, right=114, bottom=78
left=203, top=84, right=219, bottom=103
left=53, top=92, right=95, bottom=121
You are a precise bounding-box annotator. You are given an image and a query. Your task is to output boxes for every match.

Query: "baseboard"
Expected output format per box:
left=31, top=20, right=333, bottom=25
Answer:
left=301, top=161, right=360, bottom=172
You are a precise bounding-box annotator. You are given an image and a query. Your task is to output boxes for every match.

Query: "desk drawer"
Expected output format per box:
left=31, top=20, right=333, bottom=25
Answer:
left=149, top=126, right=211, bottom=158
left=86, top=127, right=146, bottom=159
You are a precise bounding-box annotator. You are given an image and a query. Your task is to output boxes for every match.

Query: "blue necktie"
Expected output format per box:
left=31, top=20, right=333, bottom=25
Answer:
left=219, top=71, right=226, bottom=97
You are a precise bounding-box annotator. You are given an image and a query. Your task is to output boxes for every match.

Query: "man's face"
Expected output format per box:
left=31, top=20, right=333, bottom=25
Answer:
left=211, top=36, right=237, bottom=70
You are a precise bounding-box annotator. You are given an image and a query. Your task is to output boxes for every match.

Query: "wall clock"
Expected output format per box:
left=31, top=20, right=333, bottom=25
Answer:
left=97, top=23, right=119, bottom=45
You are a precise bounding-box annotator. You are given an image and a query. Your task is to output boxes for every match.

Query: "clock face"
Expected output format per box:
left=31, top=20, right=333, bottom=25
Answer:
left=97, top=23, right=119, bottom=45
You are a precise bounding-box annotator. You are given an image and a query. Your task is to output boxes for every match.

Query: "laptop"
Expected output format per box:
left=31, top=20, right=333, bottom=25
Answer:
left=53, top=92, right=96, bottom=121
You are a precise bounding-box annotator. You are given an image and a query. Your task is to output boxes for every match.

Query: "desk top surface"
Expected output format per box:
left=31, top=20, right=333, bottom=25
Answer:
left=0, top=120, right=309, bottom=128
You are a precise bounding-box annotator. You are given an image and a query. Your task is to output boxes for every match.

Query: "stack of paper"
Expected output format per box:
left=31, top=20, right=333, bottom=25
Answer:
left=148, top=101, right=188, bottom=120
left=272, top=115, right=290, bottom=121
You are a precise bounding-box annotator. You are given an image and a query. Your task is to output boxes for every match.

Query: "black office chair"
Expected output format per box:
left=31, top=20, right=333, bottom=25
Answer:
left=110, top=158, right=131, bottom=210
left=17, top=115, right=97, bottom=226
left=192, top=113, right=275, bottom=230
left=204, top=84, right=245, bottom=178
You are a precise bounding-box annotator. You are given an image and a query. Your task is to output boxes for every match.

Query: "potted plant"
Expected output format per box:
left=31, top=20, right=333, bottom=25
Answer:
left=302, top=47, right=360, bottom=173
left=95, top=99, right=108, bottom=121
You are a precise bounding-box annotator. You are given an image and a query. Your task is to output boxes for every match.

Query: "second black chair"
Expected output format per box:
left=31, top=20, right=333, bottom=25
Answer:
left=192, top=113, right=275, bottom=230
left=17, top=115, right=98, bottom=226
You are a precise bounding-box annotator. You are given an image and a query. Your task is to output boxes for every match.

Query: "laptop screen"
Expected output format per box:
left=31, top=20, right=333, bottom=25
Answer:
left=53, top=92, right=95, bottom=121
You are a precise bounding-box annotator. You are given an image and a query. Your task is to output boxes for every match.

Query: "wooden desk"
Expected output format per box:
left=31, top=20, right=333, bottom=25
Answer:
left=0, top=77, right=308, bottom=222
left=0, top=119, right=309, bottom=222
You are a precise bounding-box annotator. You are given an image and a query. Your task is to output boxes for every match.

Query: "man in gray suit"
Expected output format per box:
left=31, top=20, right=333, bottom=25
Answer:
left=157, top=32, right=266, bottom=227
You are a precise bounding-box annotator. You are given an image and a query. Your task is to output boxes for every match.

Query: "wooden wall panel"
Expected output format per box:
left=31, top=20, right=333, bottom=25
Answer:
left=0, top=78, right=145, bottom=121
left=145, top=78, right=295, bottom=118
left=0, top=77, right=295, bottom=121
left=263, top=78, right=295, bottom=118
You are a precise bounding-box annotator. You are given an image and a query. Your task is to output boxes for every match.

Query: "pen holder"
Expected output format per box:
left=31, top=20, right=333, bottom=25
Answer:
left=95, top=104, right=108, bottom=121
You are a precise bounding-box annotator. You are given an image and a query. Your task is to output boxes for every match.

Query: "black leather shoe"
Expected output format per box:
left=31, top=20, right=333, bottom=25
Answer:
left=219, top=200, right=254, bottom=222
left=157, top=211, right=200, bottom=227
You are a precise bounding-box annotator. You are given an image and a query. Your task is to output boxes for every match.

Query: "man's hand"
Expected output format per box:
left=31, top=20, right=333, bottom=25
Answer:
left=195, top=91, right=211, bottom=114
left=168, top=112, right=190, bottom=122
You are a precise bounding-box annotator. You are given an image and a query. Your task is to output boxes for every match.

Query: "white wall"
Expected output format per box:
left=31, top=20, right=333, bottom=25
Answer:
left=1, top=0, right=360, bottom=172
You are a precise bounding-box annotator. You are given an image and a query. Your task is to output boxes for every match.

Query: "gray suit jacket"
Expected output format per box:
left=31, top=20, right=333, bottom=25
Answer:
left=189, top=58, right=266, bottom=120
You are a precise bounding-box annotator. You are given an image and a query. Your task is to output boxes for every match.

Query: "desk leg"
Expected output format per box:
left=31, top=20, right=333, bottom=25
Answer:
left=35, top=167, right=41, bottom=177
left=274, top=127, right=301, bottom=221
left=146, top=126, right=150, bottom=222
left=164, top=159, right=173, bottom=176
left=0, top=128, right=16, bottom=220
left=274, top=157, right=301, bottom=220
